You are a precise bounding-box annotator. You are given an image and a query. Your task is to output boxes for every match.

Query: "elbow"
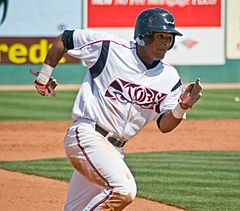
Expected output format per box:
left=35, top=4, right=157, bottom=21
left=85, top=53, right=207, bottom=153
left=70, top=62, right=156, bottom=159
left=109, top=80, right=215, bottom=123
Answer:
left=157, top=116, right=173, bottom=133
left=156, top=112, right=181, bottom=133
left=157, top=122, right=174, bottom=133
left=159, top=127, right=174, bottom=134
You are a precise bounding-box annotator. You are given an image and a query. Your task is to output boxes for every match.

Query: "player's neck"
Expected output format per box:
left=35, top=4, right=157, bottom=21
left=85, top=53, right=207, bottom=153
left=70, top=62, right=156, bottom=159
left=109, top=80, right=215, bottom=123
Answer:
left=136, top=45, right=154, bottom=65
left=136, top=45, right=160, bottom=69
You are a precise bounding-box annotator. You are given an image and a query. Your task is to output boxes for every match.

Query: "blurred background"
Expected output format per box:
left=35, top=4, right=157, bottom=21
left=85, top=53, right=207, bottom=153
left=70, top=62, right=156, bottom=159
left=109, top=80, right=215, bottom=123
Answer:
left=0, top=0, right=239, bottom=85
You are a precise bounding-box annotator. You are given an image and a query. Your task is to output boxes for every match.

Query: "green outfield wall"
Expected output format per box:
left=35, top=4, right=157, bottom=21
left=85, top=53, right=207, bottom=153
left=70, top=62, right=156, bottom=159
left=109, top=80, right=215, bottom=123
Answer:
left=0, top=59, right=239, bottom=85
left=177, top=60, right=240, bottom=83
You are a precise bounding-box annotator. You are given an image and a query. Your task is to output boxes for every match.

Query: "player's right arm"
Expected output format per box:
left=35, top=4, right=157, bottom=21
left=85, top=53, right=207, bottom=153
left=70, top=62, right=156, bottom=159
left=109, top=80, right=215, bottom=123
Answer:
left=31, top=29, right=115, bottom=96
left=30, top=34, right=65, bottom=96
left=44, top=34, right=65, bottom=67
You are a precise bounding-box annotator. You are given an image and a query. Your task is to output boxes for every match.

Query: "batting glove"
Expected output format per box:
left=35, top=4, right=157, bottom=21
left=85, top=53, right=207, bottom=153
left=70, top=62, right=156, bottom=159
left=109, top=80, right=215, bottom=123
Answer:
left=180, top=78, right=202, bottom=109
left=30, top=69, right=57, bottom=96
left=172, top=79, right=202, bottom=119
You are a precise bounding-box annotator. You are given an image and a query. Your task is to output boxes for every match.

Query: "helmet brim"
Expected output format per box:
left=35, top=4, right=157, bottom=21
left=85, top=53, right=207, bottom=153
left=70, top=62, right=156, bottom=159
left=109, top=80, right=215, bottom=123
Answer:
left=171, top=29, right=183, bottom=36
left=160, top=28, right=183, bottom=36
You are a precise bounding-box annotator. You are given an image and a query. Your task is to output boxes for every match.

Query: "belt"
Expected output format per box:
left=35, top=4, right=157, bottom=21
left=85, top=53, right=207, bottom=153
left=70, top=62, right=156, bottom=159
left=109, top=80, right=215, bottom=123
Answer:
left=95, top=124, right=127, bottom=148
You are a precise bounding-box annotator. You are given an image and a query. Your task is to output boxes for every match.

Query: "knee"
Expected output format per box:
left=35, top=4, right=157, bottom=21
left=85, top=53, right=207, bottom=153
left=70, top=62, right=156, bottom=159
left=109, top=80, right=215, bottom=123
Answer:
left=112, top=182, right=137, bottom=207
left=120, top=189, right=136, bottom=206
left=127, top=181, right=137, bottom=203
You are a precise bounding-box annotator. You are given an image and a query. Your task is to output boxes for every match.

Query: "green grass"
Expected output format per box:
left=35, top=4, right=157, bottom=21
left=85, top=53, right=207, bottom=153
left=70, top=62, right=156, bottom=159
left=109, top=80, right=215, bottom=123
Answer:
left=188, top=89, right=240, bottom=119
left=0, top=89, right=240, bottom=121
left=1, top=151, right=240, bottom=211
left=0, top=90, right=78, bottom=120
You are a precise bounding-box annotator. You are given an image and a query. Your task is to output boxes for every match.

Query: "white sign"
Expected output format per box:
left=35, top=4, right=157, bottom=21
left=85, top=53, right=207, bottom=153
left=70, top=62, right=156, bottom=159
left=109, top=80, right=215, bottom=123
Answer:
left=165, top=28, right=225, bottom=65
left=226, top=0, right=240, bottom=59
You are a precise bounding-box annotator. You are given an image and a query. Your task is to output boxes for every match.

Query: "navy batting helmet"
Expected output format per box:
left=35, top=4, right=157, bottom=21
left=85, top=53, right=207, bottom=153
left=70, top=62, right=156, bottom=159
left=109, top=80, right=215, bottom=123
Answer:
left=134, top=8, right=182, bottom=49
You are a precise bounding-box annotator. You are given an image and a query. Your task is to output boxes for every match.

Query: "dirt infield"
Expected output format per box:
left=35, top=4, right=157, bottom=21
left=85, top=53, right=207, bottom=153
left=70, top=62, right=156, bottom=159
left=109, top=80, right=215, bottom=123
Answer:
left=1, top=119, right=240, bottom=211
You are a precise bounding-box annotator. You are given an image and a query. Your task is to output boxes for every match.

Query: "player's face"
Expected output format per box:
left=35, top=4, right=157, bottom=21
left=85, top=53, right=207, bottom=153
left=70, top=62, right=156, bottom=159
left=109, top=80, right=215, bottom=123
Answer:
left=149, top=32, right=174, bottom=60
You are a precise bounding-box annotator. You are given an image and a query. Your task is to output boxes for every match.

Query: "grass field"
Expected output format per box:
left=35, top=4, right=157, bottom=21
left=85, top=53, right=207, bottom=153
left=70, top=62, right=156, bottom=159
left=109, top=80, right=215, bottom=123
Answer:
left=1, top=89, right=240, bottom=210
left=0, top=151, right=240, bottom=211
left=0, top=89, right=240, bottom=120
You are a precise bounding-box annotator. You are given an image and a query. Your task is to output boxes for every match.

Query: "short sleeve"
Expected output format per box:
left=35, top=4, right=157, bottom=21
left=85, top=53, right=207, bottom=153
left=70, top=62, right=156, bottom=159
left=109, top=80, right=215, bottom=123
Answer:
left=158, top=80, right=183, bottom=116
left=62, top=30, right=74, bottom=52
left=66, top=30, right=115, bottom=68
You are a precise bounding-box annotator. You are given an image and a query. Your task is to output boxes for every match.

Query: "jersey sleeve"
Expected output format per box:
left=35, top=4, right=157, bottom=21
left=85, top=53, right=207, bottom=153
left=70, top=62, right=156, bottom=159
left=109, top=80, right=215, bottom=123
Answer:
left=156, top=82, right=186, bottom=128
left=63, top=29, right=115, bottom=68
left=158, top=78, right=186, bottom=118
left=62, top=30, right=74, bottom=52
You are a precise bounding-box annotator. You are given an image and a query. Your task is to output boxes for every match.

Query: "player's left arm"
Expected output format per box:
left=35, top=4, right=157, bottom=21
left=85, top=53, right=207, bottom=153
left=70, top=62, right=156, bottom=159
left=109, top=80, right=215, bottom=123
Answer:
left=157, top=111, right=182, bottom=133
left=158, top=79, right=202, bottom=133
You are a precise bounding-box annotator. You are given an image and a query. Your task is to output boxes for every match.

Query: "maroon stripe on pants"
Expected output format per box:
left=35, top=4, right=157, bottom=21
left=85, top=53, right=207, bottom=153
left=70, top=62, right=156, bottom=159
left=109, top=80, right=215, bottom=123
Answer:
left=75, top=127, right=113, bottom=210
left=90, top=188, right=113, bottom=211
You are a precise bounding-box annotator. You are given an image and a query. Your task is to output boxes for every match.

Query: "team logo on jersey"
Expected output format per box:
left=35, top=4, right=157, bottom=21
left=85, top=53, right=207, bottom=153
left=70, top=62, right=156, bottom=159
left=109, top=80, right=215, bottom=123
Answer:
left=105, top=78, right=167, bottom=113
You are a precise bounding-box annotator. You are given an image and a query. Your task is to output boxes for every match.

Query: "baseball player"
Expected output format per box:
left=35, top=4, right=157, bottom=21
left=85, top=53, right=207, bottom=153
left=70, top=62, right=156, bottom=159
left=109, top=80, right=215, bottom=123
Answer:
left=30, top=8, right=202, bottom=211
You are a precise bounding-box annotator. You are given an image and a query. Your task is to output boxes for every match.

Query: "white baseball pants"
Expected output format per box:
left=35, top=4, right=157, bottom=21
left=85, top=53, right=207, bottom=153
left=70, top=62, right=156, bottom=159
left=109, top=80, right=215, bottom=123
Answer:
left=64, top=118, right=137, bottom=211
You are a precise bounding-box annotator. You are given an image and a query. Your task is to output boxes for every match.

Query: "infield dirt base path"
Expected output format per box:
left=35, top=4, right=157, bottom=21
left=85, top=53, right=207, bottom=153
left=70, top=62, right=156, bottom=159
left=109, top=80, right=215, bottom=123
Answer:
left=1, top=119, right=240, bottom=211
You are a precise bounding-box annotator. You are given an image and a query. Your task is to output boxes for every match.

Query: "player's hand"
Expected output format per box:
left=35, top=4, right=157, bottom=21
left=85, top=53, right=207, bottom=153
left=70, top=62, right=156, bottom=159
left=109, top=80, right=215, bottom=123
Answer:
left=180, top=78, right=202, bottom=109
left=30, top=69, right=57, bottom=96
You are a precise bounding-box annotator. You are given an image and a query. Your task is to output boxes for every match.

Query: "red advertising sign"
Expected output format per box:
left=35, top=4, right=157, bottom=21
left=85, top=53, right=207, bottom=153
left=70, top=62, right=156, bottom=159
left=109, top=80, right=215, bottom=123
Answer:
left=87, top=0, right=221, bottom=28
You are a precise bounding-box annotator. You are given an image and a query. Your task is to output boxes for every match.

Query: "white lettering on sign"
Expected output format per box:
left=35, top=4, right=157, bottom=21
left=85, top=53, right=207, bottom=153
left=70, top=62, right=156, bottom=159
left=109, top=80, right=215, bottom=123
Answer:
left=91, top=0, right=217, bottom=6
left=114, top=0, right=128, bottom=5
left=191, top=0, right=217, bottom=5
left=91, top=0, right=113, bottom=5
left=129, top=0, right=146, bottom=5
left=147, top=0, right=190, bottom=7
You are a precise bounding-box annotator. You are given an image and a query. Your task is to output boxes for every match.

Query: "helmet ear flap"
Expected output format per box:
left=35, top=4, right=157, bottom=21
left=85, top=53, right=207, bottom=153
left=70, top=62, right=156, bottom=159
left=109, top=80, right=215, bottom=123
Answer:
left=167, top=35, right=175, bottom=50
left=136, top=35, right=145, bottom=46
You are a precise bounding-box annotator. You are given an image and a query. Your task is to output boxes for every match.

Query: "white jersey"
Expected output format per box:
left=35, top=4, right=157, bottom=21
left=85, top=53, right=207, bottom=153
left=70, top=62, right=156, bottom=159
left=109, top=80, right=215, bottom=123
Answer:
left=66, top=30, right=183, bottom=140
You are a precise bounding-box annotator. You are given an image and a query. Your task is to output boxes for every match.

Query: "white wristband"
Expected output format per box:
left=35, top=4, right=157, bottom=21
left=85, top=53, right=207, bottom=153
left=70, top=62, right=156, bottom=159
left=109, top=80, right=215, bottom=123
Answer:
left=36, top=63, right=54, bottom=85
left=172, top=103, right=187, bottom=119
